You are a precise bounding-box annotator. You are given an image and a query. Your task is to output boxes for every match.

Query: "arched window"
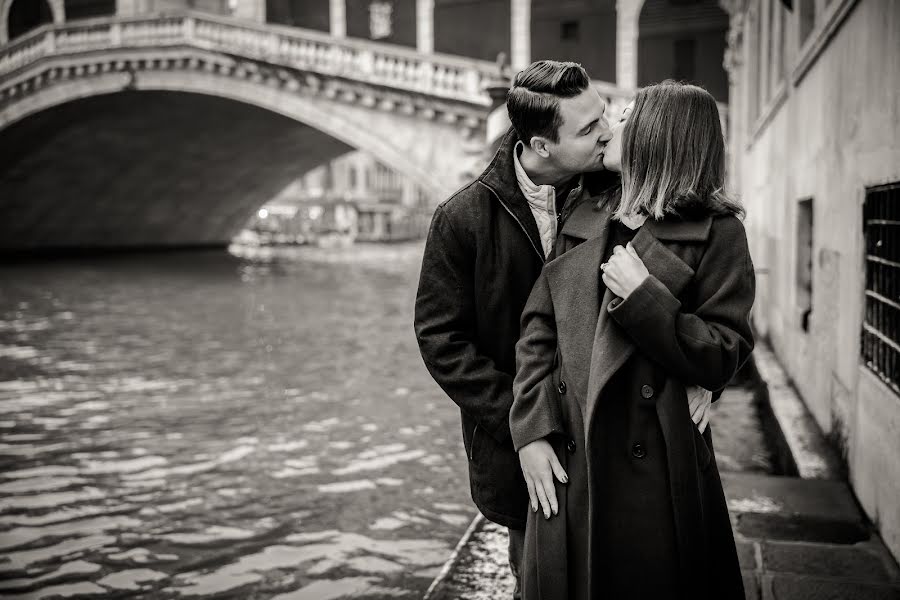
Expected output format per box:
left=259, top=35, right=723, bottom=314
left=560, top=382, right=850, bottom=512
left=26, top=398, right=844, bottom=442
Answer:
left=7, top=0, right=53, bottom=41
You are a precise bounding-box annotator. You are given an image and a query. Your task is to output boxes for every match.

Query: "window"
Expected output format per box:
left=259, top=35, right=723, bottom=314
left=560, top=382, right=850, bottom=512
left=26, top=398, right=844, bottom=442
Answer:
left=7, top=0, right=53, bottom=40
left=798, top=0, right=816, bottom=45
left=673, top=39, right=696, bottom=82
left=796, top=199, right=814, bottom=332
left=560, top=20, right=579, bottom=42
left=862, top=183, right=900, bottom=394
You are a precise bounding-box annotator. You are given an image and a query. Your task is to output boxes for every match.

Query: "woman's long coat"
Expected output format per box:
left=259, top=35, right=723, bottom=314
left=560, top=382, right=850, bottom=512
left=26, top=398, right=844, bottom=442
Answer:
left=510, top=206, right=756, bottom=600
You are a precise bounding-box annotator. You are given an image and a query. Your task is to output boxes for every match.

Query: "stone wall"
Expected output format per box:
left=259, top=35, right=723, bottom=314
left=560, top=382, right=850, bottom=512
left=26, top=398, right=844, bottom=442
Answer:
left=736, top=0, right=900, bottom=561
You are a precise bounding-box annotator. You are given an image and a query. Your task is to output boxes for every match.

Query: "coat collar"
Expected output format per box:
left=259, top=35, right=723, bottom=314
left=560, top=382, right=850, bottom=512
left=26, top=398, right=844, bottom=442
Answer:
left=643, top=214, right=713, bottom=242
left=557, top=182, right=620, bottom=242
left=545, top=213, right=710, bottom=424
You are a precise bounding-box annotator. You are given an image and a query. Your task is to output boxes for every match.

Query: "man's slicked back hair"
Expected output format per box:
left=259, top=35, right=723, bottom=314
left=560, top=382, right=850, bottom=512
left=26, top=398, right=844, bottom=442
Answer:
left=507, top=60, right=591, bottom=144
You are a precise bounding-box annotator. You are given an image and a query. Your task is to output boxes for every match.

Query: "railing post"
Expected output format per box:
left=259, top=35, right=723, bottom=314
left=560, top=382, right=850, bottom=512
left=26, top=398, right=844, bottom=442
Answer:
left=44, top=29, right=56, bottom=55
left=358, top=48, right=375, bottom=76
left=183, top=15, right=195, bottom=43
left=110, top=22, right=122, bottom=46
left=418, top=60, right=434, bottom=93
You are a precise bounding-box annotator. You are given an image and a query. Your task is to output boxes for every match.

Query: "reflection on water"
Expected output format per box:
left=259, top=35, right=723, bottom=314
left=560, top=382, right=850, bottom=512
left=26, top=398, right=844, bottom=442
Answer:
left=0, top=243, right=473, bottom=598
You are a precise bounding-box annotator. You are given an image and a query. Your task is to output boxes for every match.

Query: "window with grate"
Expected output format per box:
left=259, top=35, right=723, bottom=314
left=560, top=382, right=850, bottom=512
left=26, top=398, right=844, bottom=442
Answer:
left=862, top=183, right=900, bottom=394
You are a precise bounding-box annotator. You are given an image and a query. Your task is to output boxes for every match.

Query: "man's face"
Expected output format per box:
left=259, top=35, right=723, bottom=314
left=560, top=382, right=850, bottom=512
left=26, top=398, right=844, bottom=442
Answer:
left=602, top=100, right=635, bottom=173
left=543, top=87, right=612, bottom=175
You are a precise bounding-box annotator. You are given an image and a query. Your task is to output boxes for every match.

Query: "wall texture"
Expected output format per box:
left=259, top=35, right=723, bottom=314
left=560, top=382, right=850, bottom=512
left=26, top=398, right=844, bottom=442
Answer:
left=737, top=0, right=900, bottom=560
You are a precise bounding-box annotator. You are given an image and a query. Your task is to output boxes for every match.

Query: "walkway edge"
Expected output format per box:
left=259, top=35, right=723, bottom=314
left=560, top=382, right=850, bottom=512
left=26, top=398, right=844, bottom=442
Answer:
left=752, top=340, right=844, bottom=480
left=423, top=512, right=485, bottom=600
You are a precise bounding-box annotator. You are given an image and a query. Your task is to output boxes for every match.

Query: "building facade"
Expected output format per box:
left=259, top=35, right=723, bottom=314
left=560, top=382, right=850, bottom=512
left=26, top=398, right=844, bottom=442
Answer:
left=723, top=0, right=900, bottom=561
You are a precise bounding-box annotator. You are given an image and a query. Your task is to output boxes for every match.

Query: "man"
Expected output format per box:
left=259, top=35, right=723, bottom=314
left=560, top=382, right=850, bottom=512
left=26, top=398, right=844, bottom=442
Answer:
left=414, top=60, right=618, bottom=596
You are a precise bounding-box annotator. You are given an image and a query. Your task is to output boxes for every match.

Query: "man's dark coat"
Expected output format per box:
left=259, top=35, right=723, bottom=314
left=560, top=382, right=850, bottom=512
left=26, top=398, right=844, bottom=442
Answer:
left=511, top=204, right=756, bottom=599
left=413, top=129, right=619, bottom=529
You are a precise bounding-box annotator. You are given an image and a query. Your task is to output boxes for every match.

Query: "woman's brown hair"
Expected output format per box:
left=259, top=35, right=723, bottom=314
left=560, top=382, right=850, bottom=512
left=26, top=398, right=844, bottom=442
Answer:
left=616, top=80, right=744, bottom=221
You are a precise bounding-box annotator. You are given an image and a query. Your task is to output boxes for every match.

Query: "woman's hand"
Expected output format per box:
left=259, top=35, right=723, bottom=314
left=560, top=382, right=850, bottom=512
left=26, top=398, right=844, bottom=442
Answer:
left=601, top=242, right=649, bottom=299
left=518, top=438, right=568, bottom=519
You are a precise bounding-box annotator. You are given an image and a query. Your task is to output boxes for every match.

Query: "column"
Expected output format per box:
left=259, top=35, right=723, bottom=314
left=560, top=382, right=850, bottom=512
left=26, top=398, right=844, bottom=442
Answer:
left=49, top=0, right=64, bottom=23
left=116, top=0, right=140, bottom=16
left=616, top=0, right=643, bottom=89
left=722, top=9, right=745, bottom=192
left=485, top=71, right=512, bottom=154
left=510, top=0, right=530, bottom=71
left=233, top=0, right=265, bottom=22
left=330, top=0, right=346, bottom=38
left=416, top=0, right=433, bottom=54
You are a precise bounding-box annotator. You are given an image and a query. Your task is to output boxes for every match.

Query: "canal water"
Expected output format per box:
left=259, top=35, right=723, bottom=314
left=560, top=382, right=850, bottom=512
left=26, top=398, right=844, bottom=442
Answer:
left=0, top=242, right=776, bottom=599
left=0, top=243, right=475, bottom=599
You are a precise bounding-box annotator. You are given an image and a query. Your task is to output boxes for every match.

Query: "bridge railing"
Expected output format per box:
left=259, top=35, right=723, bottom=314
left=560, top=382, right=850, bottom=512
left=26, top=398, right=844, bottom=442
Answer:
left=0, top=11, right=724, bottom=135
left=0, top=11, right=505, bottom=106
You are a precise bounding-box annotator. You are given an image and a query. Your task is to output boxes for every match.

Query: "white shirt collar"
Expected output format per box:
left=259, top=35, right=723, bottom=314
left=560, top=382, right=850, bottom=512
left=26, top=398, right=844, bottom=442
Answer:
left=512, top=141, right=582, bottom=208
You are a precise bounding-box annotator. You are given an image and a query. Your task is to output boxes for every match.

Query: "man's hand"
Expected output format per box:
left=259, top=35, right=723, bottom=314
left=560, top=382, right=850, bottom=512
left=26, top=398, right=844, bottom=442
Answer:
left=687, top=386, right=712, bottom=433
left=601, top=242, right=650, bottom=300
left=518, top=438, right=568, bottom=519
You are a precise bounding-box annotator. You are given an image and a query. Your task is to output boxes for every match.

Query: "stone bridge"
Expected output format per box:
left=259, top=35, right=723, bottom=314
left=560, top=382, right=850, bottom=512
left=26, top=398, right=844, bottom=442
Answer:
left=0, top=11, right=508, bottom=249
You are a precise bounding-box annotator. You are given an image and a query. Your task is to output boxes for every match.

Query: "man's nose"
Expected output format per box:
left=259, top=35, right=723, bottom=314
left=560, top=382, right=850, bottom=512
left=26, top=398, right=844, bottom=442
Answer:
left=598, top=129, right=613, bottom=144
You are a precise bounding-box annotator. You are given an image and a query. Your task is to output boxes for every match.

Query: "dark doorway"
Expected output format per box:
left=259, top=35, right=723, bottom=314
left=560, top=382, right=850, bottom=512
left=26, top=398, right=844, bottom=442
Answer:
left=7, top=0, right=54, bottom=41
left=637, top=0, right=729, bottom=102
left=64, top=0, right=116, bottom=21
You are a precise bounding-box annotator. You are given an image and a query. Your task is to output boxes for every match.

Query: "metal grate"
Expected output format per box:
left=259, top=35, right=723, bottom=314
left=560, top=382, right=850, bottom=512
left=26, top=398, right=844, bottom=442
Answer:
left=862, top=183, right=900, bottom=394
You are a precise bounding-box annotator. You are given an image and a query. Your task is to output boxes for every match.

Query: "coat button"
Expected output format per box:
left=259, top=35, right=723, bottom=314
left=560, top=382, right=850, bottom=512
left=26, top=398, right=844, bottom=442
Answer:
left=557, top=380, right=567, bottom=394
left=566, top=438, right=577, bottom=454
left=640, top=384, right=654, bottom=399
left=631, top=443, right=647, bottom=459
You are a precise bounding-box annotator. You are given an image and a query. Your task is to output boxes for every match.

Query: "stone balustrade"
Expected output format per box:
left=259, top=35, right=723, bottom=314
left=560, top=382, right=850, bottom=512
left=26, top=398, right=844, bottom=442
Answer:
left=0, top=11, right=500, bottom=106
left=0, top=10, right=724, bottom=142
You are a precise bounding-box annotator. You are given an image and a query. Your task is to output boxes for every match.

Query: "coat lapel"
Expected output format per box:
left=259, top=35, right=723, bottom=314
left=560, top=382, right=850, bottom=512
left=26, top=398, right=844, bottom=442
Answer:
left=583, top=219, right=705, bottom=434
left=546, top=197, right=617, bottom=409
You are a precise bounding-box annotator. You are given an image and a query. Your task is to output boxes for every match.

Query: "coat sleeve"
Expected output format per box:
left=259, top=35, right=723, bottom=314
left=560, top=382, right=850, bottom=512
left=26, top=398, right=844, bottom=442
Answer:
left=414, top=204, right=514, bottom=444
left=510, top=269, right=566, bottom=452
left=608, top=215, right=756, bottom=392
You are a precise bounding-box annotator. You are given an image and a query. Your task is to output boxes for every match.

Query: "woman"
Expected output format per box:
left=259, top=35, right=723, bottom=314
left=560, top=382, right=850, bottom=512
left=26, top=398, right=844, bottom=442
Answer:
left=510, top=81, right=755, bottom=599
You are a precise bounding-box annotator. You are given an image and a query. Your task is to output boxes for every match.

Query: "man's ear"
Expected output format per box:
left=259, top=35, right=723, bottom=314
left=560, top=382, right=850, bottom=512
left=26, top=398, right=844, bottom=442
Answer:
left=529, top=136, right=551, bottom=159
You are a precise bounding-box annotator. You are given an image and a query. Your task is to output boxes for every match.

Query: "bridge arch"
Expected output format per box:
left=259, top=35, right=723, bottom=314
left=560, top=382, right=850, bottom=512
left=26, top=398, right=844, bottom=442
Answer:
left=0, top=50, right=485, bottom=249
left=1, top=62, right=472, bottom=195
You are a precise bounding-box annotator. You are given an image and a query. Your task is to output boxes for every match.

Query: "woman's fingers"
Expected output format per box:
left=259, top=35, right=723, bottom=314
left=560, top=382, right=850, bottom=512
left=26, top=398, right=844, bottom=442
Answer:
left=699, top=406, right=711, bottom=433
left=549, top=452, right=569, bottom=485
left=690, top=394, right=703, bottom=421
left=626, top=241, right=640, bottom=258
left=534, top=478, right=554, bottom=519
left=524, top=475, right=538, bottom=513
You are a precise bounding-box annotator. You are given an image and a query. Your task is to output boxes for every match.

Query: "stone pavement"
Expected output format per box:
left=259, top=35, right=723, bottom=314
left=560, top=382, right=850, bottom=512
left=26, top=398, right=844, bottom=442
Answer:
left=424, top=346, right=900, bottom=599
